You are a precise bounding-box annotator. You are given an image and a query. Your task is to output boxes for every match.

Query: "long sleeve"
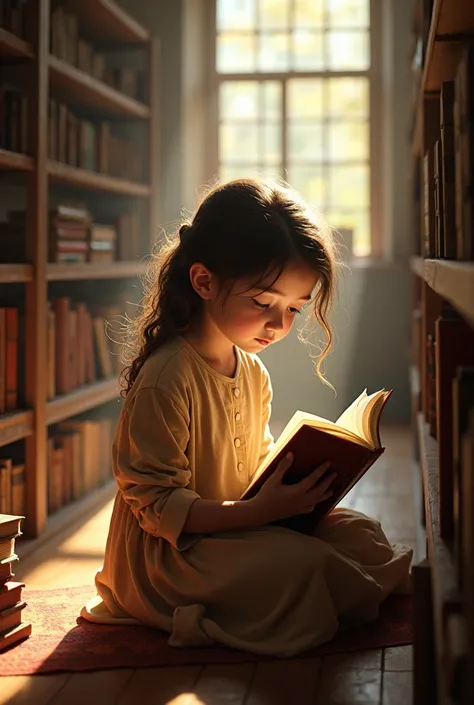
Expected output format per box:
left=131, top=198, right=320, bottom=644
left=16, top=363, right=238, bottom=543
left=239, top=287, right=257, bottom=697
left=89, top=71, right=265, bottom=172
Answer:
left=114, top=386, right=201, bottom=550
left=255, top=368, right=275, bottom=474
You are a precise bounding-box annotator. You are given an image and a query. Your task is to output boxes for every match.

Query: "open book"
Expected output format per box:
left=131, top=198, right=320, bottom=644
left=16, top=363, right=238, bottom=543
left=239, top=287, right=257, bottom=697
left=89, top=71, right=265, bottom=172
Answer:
left=241, top=388, right=393, bottom=533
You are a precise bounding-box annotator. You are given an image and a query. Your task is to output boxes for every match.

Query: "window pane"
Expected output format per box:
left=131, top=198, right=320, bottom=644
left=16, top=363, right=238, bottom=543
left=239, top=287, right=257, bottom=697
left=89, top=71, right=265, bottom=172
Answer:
left=220, top=82, right=258, bottom=121
left=220, top=124, right=259, bottom=162
left=287, top=79, right=324, bottom=119
left=287, top=165, right=326, bottom=208
left=327, top=210, right=370, bottom=256
left=258, top=32, right=290, bottom=71
left=260, top=165, right=283, bottom=178
left=327, top=30, right=369, bottom=70
left=294, top=0, right=324, bottom=27
left=327, top=0, right=369, bottom=28
left=262, top=123, right=281, bottom=164
left=289, top=124, right=324, bottom=161
left=217, top=33, right=256, bottom=73
left=217, top=0, right=255, bottom=31
left=259, top=0, right=289, bottom=29
left=292, top=31, right=324, bottom=70
left=220, top=164, right=260, bottom=182
left=329, top=165, right=369, bottom=210
left=327, top=122, right=369, bottom=162
left=328, top=78, right=368, bottom=119
left=262, top=81, right=282, bottom=120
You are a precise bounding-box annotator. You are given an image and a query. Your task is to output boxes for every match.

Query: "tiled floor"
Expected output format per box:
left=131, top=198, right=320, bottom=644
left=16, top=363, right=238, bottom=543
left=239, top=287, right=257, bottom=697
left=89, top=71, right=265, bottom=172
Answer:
left=1, top=425, right=421, bottom=705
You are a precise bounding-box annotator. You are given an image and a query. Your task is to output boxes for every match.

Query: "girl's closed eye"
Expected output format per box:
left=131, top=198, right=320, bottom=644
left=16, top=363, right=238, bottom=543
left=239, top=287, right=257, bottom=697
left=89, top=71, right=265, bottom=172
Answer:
left=252, top=298, right=270, bottom=310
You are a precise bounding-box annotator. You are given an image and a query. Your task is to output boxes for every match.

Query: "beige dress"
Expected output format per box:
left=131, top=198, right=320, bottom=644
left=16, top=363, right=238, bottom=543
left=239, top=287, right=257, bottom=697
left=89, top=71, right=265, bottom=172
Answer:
left=82, top=336, right=412, bottom=657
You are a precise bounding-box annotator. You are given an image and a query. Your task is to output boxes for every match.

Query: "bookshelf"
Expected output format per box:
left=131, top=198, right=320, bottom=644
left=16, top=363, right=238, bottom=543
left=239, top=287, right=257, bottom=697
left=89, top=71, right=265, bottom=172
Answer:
left=410, top=2, right=474, bottom=704
left=0, top=0, right=159, bottom=545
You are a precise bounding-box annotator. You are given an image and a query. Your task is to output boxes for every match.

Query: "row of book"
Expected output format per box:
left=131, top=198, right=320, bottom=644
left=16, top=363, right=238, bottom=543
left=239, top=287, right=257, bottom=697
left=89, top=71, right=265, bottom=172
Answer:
left=48, top=100, right=143, bottom=182
left=0, top=204, right=143, bottom=263
left=47, top=298, right=121, bottom=399
left=0, top=452, right=24, bottom=517
left=0, top=85, right=28, bottom=155
left=0, top=307, right=20, bottom=415
left=0, top=514, right=31, bottom=652
left=51, top=4, right=147, bottom=102
left=48, top=417, right=114, bottom=515
left=420, top=46, right=474, bottom=261
left=0, top=0, right=29, bottom=40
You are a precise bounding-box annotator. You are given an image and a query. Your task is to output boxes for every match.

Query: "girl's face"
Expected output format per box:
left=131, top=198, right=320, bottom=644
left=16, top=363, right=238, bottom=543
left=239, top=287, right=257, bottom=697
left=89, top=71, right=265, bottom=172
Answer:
left=210, top=260, right=319, bottom=354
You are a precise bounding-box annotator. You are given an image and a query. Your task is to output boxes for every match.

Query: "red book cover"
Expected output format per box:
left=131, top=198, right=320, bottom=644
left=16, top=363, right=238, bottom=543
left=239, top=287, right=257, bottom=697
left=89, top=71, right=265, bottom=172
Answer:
left=241, top=390, right=392, bottom=533
left=0, top=581, right=25, bottom=612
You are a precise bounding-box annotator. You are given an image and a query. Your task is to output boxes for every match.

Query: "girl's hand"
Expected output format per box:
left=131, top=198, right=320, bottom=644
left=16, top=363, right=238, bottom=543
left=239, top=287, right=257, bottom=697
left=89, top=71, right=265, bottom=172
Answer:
left=252, top=452, right=336, bottom=524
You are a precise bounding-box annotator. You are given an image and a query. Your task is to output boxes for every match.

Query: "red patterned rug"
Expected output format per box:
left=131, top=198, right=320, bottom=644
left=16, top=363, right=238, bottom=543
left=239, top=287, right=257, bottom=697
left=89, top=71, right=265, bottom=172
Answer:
left=0, top=586, right=413, bottom=675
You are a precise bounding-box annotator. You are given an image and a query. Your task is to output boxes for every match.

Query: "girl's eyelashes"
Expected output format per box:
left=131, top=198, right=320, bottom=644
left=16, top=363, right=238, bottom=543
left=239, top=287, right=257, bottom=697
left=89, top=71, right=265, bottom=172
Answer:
left=252, top=298, right=302, bottom=315
left=252, top=298, right=270, bottom=310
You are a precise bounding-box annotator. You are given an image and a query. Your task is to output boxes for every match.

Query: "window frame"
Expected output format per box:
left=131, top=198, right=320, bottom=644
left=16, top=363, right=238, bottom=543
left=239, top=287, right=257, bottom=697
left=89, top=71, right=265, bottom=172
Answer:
left=205, top=0, right=384, bottom=258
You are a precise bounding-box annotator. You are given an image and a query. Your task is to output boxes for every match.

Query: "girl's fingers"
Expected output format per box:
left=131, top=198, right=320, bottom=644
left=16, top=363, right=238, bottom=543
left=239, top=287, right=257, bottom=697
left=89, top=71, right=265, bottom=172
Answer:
left=300, top=461, right=331, bottom=489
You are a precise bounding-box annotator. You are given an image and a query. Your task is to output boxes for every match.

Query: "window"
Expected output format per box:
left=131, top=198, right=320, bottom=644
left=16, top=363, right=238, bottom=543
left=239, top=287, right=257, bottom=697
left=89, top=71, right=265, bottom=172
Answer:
left=215, top=0, right=375, bottom=256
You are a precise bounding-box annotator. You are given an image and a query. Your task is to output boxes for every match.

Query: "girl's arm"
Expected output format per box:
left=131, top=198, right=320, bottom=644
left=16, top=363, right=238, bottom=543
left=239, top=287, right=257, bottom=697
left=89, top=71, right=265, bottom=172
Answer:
left=182, top=496, right=264, bottom=533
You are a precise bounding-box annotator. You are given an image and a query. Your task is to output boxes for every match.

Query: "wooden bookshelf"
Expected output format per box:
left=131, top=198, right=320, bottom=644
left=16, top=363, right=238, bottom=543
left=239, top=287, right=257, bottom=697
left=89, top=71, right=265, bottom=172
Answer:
left=0, top=27, right=35, bottom=60
left=0, top=264, right=33, bottom=283
left=410, top=2, right=474, bottom=703
left=60, top=0, right=149, bottom=44
left=46, top=378, right=120, bottom=426
left=411, top=258, right=474, bottom=327
left=0, top=149, right=34, bottom=171
left=0, top=1, right=159, bottom=542
left=49, top=55, right=150, bottom=118
left=48, top=161, right=151, bottom=196
left=47, top=261, right=148, bottom=281
left=0, top=411, right=34, bottom=448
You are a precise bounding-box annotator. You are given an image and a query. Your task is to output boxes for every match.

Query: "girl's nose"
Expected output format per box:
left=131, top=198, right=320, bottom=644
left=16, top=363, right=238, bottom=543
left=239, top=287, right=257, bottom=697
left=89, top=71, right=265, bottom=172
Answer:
left=266, top=315, right=284, bottom=332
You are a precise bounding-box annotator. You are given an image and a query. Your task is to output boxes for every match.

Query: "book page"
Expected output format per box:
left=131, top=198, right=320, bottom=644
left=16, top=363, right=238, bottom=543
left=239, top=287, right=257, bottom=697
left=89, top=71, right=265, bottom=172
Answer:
left=336, top=389, right=390, bottom=448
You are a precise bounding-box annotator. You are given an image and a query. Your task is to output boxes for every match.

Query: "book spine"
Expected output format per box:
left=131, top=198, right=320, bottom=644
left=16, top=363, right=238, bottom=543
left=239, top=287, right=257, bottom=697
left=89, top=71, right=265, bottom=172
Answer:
left=4, top=308, right=18, bottom=411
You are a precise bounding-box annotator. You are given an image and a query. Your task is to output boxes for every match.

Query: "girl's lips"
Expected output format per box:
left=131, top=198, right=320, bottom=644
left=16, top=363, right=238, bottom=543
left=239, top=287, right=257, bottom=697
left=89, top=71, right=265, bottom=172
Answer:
left=255, top=338, right=270, bottom=346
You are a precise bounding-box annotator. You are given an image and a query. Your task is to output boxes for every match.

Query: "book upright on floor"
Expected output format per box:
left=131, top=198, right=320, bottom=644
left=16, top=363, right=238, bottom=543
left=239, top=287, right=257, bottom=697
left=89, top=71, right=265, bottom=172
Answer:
left=241, top=389, right=392, bottom=533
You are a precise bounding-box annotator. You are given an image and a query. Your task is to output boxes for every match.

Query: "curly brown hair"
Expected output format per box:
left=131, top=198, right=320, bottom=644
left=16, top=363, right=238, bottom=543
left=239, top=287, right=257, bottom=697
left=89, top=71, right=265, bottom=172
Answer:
left=121, top=178, right=339, bottom=396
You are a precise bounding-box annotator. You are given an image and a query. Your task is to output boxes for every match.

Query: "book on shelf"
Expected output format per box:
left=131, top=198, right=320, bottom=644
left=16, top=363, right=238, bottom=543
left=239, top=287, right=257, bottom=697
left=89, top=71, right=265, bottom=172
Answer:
left=0, top=1, right=30, bottom=40
left=0, top=85, right=28, bottom=154
left=452, top=367, right=474, bottom=588
left=440, top=81, right=456, bottom=259
left=241, top=389, right=392, bottom=533
left=435, top=312, right=474, bottom=539
left=433, top=140, right=444, bottom=258
left=454, top=46, right=474, bottom=261
left=0, top=454, right=25, bottom=517
left=423, top=149, right=435, bottom=258
left=0, top=307, right=19, bottom=414
left=48, top=417, right=114, bottom=515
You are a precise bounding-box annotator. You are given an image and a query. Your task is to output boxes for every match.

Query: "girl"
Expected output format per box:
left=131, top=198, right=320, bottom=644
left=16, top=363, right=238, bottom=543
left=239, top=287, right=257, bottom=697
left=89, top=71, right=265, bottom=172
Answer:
left=82, top=178, right=412, bottom=657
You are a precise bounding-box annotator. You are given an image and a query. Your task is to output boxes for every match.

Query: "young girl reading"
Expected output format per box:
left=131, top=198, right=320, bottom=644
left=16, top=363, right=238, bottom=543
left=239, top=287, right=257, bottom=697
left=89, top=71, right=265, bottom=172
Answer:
left=82, top=178, right=412, bottom=657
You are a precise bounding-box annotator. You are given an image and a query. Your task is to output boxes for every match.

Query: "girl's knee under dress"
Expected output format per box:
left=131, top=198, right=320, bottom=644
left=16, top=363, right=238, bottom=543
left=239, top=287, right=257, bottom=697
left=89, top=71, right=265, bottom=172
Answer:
left=84, top=498, right=412, bottom=658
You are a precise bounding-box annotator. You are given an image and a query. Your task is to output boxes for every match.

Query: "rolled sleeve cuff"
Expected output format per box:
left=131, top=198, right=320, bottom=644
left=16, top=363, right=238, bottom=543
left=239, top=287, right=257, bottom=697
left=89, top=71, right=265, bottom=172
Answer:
left=158, top=488, right=202, bottom=551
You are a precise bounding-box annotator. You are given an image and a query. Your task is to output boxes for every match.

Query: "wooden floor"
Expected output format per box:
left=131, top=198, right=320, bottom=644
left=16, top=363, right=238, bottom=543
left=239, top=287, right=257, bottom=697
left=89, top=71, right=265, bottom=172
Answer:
left=1, top=425, right=422, bottom=705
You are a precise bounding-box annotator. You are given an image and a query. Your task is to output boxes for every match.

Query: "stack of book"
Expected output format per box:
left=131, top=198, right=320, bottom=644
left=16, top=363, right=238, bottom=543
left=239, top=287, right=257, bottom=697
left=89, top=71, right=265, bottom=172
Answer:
left=0, top=513, right=31, bottom=652
left=49, top=204, right=91, bottom=263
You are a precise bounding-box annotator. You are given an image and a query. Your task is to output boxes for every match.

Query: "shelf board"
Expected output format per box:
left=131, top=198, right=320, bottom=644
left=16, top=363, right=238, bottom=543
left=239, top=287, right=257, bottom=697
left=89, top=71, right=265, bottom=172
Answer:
left=48, top=161, right=151, bottom=197
left=49, top=55, right=150, bottom=119
left=0, top=149, right=34, bottom=171
left=46, top=378, right=120, bottom=426
left=17, top=479, right=116, bottom=557
left=60, top=0, right=149, bottom=44
left=0, top=264, right=33, bottom=283
left=47, top=261, right=148, bottom=281
left=0, top=410, right=33, bottom=448
left=410, top=257, right=474, bottom=326
left=0, top=28, right=35, bottom=60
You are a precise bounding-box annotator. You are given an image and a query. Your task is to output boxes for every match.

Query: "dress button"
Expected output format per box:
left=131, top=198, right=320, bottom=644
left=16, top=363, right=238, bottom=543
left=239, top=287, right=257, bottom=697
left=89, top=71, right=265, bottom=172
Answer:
left=234, top=438, right=241, bottom=448
left=233, top=387, right=240, bottom=398
left=235, top=412, right=241, bottom=422
left=238, top=462, right=244, bottom=472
